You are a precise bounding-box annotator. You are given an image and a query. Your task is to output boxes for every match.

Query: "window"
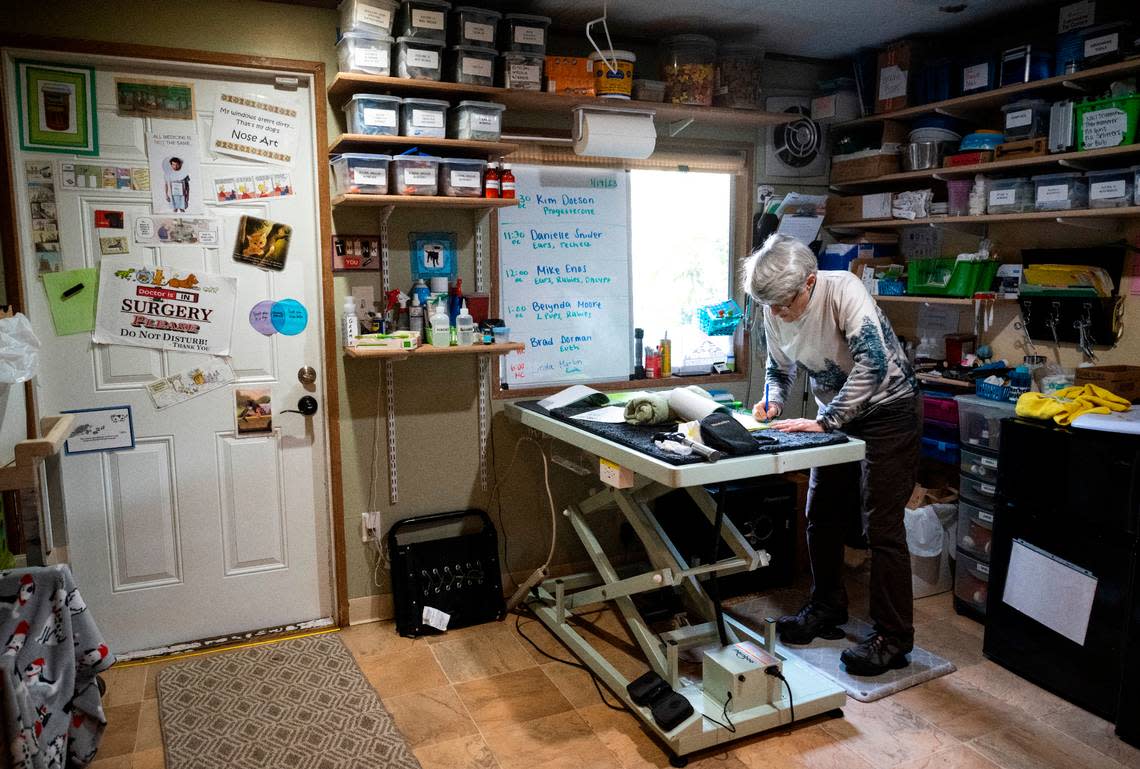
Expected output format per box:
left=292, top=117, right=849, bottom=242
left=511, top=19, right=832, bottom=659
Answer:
left=630, top=169, right=735, bottom=366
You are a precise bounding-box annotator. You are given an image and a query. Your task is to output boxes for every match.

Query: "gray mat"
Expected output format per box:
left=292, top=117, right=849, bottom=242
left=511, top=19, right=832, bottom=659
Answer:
left=727, top=589, right=956, bottom=703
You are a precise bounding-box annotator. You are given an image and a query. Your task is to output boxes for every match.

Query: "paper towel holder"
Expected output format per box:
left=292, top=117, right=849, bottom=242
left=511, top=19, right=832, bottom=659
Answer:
left=572, top=104, right=657, bottom=159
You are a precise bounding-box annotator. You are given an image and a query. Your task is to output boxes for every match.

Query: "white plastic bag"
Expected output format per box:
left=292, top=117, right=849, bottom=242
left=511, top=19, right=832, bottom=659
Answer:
left=905, top=504, right=945, bottom=559
left=0, top=314, right=41, bottom=384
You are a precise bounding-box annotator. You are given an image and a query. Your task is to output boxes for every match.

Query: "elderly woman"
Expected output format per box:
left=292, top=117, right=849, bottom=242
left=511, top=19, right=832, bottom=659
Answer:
left=742, top=234, right=921, bottom=676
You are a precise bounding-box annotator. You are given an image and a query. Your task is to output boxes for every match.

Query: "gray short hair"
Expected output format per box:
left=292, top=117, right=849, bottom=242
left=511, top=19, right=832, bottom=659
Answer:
left=741, top=234, right=818, bottom=305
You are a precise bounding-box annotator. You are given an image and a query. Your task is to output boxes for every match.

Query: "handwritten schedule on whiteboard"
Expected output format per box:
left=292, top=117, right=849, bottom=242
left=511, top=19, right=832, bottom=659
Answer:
left=499, top=165, right=632, bottom=387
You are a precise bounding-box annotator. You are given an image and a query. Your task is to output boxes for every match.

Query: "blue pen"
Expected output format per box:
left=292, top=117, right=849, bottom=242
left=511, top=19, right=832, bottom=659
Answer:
left=764, top=383, right=769, bottom=417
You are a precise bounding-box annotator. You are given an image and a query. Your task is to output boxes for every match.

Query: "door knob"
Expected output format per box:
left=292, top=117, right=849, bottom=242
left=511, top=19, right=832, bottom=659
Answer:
left=282, top=396, right=318, bottom=416
left=297, top=366, right=317, bottom=385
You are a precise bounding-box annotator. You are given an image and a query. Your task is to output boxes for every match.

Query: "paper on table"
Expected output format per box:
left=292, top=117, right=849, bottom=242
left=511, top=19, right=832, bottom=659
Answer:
left=571, top=405, right=628, bottom=423
left=1071, top=406, right=1140, bottom=435
left=1003, top=539, right=1098, bottom=646
left=668, top=387, right=727, bottom=422
left=538, top=384, right=606, bottom=411
left=732, top=411, right=769, bottom=432
left=42, top=268, right=98, bottom=336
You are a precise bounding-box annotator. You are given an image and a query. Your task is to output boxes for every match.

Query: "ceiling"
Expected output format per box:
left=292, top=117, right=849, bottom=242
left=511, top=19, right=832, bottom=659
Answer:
left=521, top=0, right=1048, bottom=58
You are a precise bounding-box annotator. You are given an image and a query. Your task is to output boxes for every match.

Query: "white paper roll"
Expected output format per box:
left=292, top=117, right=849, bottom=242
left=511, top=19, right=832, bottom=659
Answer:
left=668, top=387, right=728, bottom=422
left=573, top=111, right=656, bottom=159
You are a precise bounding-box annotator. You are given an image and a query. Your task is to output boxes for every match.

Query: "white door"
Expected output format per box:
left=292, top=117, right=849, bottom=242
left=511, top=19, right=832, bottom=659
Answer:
left=4, top=50, right=333, bottom=654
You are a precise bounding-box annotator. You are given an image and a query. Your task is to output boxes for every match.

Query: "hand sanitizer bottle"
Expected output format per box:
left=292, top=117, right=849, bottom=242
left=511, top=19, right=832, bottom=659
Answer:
left=429, top=299, right=450, bottom=347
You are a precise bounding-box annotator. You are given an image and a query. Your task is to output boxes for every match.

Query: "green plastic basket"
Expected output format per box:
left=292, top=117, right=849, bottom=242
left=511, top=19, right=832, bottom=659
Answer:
left=906, top=258, right=999, bottom=298
left=1075, top=93, right=1140, bottom=151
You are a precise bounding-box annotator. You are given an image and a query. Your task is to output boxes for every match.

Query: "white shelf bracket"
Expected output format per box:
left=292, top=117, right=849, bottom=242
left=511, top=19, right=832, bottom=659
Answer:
left=668, top=118, right=695, bottom=138
left=379, top=205, right=395, bottom=295
left=474, top=210, right=489, bottom=294
left=1061, top=79, right=1089, bottom=92
left=384, top=359, right=399, bottom=505
left=1055, top=216, right=1121, bottom=231
left=478, top=354, right=491, bottom=492
left=934, top=107, right=968, bottom=120
left=1057, top=158, right=1094, bottom=171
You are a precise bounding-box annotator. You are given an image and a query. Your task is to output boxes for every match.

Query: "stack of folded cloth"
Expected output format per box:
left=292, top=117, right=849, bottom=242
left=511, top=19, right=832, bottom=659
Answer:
left=1015, top=384, right=1130, bottom=425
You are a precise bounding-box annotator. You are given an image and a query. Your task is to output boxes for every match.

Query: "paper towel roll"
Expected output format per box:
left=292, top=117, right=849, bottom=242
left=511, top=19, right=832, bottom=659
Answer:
left=573, top=110, right=656, bottom=159
left=668, top=387, right=728, bottom=422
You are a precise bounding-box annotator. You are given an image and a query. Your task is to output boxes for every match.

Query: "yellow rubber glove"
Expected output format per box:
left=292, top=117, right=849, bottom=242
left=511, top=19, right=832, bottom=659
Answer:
left=1015, top=392, right=1069, bottom=421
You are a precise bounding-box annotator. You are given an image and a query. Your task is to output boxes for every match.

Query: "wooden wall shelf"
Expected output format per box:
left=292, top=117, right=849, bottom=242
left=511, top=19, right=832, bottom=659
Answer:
left=828, top=205, right=1140, bottom=230
left=330, top=194, right=518, bottom=209
left=344, top=341, right=524, bottom=360
left=329, top=134, right=519, bottom=158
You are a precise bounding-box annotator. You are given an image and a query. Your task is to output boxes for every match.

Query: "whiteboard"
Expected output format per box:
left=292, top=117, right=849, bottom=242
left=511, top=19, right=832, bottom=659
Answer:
left=499, top=165, right=633, bottom=388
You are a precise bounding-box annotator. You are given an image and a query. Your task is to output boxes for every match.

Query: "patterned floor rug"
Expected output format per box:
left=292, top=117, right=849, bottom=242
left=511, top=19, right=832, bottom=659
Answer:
left=156, top=633, right=421, bottom=769
left=727, top=588, right=956, bottom=703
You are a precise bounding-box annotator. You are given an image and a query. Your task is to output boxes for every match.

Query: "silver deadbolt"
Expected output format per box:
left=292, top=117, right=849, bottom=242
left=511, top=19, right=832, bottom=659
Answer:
left=297, top=366, right=317, bottom=385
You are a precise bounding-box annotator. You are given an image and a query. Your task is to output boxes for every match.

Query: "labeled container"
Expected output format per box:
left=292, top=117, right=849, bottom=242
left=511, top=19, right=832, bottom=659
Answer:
left=999, top=44, right=1052, bottom=86
left=1075, top=93, right=1140, bottom=151
left=331, top=153, right=392, bottom=195
left=920, top=436, right=960, bottom=464
left=343, top=94, right=402, bottom=136
left=395, top=36, right=445, bottom=80
left=961, top=474, right=997, bottom=508
left=957, top=500, right=994, bottom=561
left=449, top=100, right=505, bottom=141
left=1081, top=21, right=1133, bottom=67
left=660, top=34, right=716, bottom=106
left=986, top=176, right=1033, bottom=213
left=714, top=44, right=763, bottom=108
left=502, top=51, right=543, bottom=90
left=960, top=447, right=999, bottom=484
left=439, top=157, right=485, bottom=197
left=450, top=5, right=499, bottom=49
left=955, top=394, right=1015, bottom=453
left=339, top=0, right=398, bottom=34
left=1086, top=167, right=1136, bottom=208
left=960, top=54, right=996, bottom=95
left=1001, top=98, right=1050, bottom=140
left=633, top=79, right=666, bottom=102
left=400, top=97, right=448, bottom=137
left=492, top=326, right=510, bottom=344
left=503, top=13, right=551, bottom=54
left=588, top=50, right=636, bottom=99
left=954, top=550, right=990, bottom=614
left=906, top=258, right=999, bottom=298
left=337, top=31, right=394, bottom=76
left=396, top=0, right=450, bottom=41
left=448, top=44, right=496, bottom=86
left=1032, top=171, right=1088, bottom=211
left=390, top=154, right=440, bottom=195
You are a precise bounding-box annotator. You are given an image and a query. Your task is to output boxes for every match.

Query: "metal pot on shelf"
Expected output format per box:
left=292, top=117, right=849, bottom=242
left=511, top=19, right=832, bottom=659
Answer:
left=901, top=141, right=954, bottom=171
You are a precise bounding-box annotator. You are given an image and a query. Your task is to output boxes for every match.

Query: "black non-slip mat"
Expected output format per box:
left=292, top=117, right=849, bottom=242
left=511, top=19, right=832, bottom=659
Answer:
left=516, top=400, right=848, bottom=466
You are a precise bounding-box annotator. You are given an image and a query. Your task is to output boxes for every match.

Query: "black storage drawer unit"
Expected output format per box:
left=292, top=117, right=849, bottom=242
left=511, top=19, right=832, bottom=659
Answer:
left=983, top=417, right=1140, bottom=744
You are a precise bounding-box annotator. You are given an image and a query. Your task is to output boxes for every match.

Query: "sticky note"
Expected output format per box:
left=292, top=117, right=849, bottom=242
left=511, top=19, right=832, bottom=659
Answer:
left=42, top=268, right=98, bottom=336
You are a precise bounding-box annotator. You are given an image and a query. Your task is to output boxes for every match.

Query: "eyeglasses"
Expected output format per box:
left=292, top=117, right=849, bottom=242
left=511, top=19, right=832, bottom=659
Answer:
left=763, top=288, right=804, bottom=312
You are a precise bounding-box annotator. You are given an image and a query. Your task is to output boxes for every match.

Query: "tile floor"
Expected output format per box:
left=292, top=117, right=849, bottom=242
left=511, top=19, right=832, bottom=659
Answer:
left=90, top=588, right=1140, bottom=769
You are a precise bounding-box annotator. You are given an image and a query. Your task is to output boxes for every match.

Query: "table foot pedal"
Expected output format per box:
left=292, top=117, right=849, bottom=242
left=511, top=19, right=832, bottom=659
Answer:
left=627, top=671, right=694, bottom=731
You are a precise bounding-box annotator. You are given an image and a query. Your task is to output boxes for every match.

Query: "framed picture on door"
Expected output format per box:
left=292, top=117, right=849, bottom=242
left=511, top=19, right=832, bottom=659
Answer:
left=15, top=60, right=99, bottom=155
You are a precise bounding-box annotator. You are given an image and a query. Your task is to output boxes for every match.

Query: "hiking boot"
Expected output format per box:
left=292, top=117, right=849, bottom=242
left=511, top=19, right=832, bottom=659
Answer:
left=775, top=602, right=847, bottom=645
left=840, top=633, right=910, bottom=676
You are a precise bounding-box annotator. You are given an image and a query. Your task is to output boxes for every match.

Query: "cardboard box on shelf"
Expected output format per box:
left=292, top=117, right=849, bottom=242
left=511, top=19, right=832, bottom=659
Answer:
left=830, top=150, right=901, bottom=184
left=827, top=193, right=893, bottom=224
left=545, top=56, right=595, bottom=95
left=1075, top=365, right=1140, bottom=402
left=876, top=40, right=916, bottom=113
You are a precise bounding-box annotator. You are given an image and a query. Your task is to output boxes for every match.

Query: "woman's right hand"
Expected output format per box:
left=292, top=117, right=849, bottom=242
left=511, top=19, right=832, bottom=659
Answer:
left=752, top=402, right=782, bottom=421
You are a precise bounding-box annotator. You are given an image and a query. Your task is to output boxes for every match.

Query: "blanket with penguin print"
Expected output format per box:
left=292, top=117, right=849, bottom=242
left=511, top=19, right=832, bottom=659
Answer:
left=0, top=566, right=113, bottom=769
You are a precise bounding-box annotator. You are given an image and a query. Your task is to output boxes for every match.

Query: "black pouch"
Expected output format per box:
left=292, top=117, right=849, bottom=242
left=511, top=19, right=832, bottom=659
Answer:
left=699, top=412, right=761, bottom=456
left=651, top=690, right=695, bottom=730
left=627, top=670, right=670, bottom=706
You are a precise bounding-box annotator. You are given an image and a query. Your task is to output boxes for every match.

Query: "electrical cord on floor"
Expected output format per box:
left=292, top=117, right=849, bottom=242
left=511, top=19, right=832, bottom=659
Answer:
left=512, top=607, right=627, bottom=712
left=767, top=667, right=795, bottom=726
left=489, top=434, right=557, bottom=592
left=700, top=692, right=736, bottom=733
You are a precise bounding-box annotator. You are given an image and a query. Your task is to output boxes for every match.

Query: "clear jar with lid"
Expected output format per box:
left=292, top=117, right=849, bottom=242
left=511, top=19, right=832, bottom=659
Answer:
left=715, top=44, right=763, bottom=108
left=659, top=34, right=716, bottom=106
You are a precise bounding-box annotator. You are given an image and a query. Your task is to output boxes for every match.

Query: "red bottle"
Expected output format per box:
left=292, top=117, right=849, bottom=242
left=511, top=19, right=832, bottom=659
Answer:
left=484, top=162, right=500, bottom=198
left=500, top=163, right=516, bottom=199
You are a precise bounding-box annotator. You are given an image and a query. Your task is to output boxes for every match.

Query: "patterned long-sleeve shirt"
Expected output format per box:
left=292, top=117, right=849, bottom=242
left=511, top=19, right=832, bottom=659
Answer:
left=763, top=270, right=917, bottom=431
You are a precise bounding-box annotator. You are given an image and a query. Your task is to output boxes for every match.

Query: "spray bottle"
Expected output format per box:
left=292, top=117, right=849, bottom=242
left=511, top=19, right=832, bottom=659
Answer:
left=409, top=294, right=424, bottom=340
left=342, top=296, right=359, bottom=347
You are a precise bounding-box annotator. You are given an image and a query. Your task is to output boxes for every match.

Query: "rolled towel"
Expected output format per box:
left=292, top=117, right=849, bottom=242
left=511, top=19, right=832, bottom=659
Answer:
left=624, top=393, right=671, bottom=425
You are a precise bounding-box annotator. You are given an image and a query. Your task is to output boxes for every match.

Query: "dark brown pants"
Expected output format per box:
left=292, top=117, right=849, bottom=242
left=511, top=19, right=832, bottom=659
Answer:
left=806, top=394, right=921, bottom=647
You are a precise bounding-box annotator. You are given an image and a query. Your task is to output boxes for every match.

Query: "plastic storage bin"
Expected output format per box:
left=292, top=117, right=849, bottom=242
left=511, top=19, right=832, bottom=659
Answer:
left=337, top=31, right=394, bottom=76
left=503, top=13, right=550, bottom=54
left=960, top=447, right=999, bottom=484
left=961, top=475, right=998, bottom=507
left=1001, top=98, right=1050, bottom=140
left=923, top=393, right=959, bottom=424
left=439, top=158, right=485, bottom=197
left=1086, top=167, right=1136, bottom=209
left=339, top=0, right=398, bottom=34
left=714, top=44, right=763, bottom=108
left=923, top=420, right=958, bottom=444
left=450, top=6, right=499, bottom=49
left=502, top=52, right=543, bottom=90
left=391, top=154, right=440, bottom=195
left=954, top=550, right=990, bottom=614
left=331, top=153, right=392, bottom=195
left=400, top=97, right=448, bottom=137
left=960, top=54, right=996, bottom=95
left=397, top=0, right=450, bottom=41
left=1135, top=166, right=1140, bottom=206
left=343, top=94, right=402, bottom=136
left=921, top=436, right=960, bottom=464
left=448, top=45, right=496, bottom=86
left=1075, top=94, right=1140, bottom=151
left=907, top=258, right=999, bottom=298
left=660, top=34, right=716, bottom=106
left=395, top=36, right=444, bottom=80
left=449, top=100, right=504, bottom=141
left=1033, top=171, right=1088, bottom=211
left=955, top=394, right=1015, bottom=453
left=987, top=177, right=1033, bottom=213
left=633, top=79, right=666, bottom=102
left=956, top=500, right=994, bottom=560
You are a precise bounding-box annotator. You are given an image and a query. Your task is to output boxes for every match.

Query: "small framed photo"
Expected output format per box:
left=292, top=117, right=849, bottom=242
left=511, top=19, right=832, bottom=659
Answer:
left=62, top=406, right=134, bottom=454
left=16, top=60, right=98, bottom=155
left=409, top=231, right=457, bottom=280
left=115, top=78, right=195, bottom=120
left=235, top=387, right=273, bottom=437
left=332, top=234, right=380, bottom=271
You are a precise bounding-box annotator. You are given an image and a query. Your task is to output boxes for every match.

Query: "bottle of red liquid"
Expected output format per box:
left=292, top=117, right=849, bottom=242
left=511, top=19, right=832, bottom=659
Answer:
left=500, top=163, right=516, bottom=199
left=484, top=162, right=500, bottom=198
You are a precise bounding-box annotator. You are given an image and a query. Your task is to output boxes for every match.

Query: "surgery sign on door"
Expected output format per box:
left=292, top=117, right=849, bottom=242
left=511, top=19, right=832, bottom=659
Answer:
left=93, top=259, right=237, bottom=355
